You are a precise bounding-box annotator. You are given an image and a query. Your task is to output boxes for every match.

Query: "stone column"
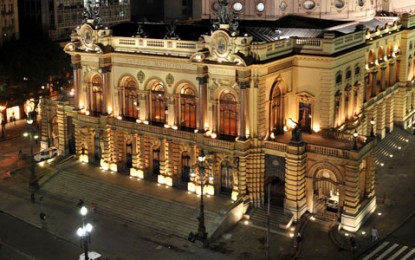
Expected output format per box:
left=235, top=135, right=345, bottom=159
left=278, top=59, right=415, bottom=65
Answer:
left=56, top=104, right=69, bottom=155
left=197, top=76, right=208, bottom=133
left=363, top=73, right=369, bottom=103
left=284, top=142, right=307, bottom=221
left=100, top=66, right=111, bottom=114
left=376, top=101, right=386, bottom=139
left=238, top=81, right=249, bottom=140
left=385, top=97, right=394, bottom=133
left=389, top=61, right=395, bottom=85
left=380, top=66, right=386, bottom=91
left=71, top=61, right=81, bottom=110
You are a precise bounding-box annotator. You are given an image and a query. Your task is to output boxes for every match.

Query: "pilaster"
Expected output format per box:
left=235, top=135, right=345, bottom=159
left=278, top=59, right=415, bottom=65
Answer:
left=284, top=143, right=307, bottom=221
left=342, top=165, right=360, bottom=215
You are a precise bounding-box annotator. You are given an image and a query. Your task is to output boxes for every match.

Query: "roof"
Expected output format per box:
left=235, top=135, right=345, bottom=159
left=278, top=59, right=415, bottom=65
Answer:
left=110, top=15, right=387, bottom=43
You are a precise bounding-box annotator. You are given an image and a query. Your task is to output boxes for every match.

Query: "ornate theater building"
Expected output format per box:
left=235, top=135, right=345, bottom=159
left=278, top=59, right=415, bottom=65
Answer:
left=40, top=0, right=415, bottom=232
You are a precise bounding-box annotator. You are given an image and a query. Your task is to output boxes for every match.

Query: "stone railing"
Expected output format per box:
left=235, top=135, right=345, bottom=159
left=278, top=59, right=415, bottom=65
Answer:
left=263, top=141, right=287, bottom=153
left=112, top=37, right=199, bottom=57
left=306, top=144, right=351, bottom=159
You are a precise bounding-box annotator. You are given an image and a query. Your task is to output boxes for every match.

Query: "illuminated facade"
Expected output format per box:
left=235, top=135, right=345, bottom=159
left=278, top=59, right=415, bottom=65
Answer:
left=0, top=0, right=19, bottom=47
left=40, top=1, right=415, bottom=232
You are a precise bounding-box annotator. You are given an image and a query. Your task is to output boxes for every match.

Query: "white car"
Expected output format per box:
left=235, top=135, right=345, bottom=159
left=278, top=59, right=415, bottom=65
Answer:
left=79, top=251, right=102, bottom=260
left=34, top=147, right=59, bottom=162
left=326, top=198, right=339, bottom=211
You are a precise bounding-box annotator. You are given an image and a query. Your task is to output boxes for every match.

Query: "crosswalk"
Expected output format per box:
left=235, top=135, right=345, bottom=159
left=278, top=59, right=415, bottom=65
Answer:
left=362, top=241, right=415, bottom=260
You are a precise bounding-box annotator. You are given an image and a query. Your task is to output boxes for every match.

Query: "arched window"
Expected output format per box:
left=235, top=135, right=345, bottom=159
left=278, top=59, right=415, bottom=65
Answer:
left=123, top=77, right=138, bottom=119
left=91, top=75, right=103, bottom=114
left=180, top=85, right=196, bottom=130
left=219, top=92, right=238, bottom=138
left=150, top=82, right=166, bottom=125
left=334, top=91, right=342, bottom=127
left=335, top=71, right=342, bottom=85
left=270, top=85, right=283, bottom=135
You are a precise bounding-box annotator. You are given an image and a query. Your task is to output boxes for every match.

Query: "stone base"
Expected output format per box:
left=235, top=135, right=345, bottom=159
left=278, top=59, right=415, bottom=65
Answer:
left=341, top=196, right=376, bottom=232
left=284, top=198, right=307, bottom=221
left=231, top=190, right=238, bottom=201
left=187, top=183, right=214, bottom=195
left=130, top=168, right=144, bottom=179
left=79, top=154, right=89, bottom=163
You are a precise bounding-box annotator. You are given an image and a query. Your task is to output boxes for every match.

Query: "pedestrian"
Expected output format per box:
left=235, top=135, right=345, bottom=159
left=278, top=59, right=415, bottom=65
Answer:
left=350, top=236, right=357, bottom=251
left=371, top=227, right=379, bottom=241
left=77, top=199, right=84, bottom=208
left=297, top=232, right=302, bottom=244
left=18, top=147, right=22, bottom=158
left=91, top=202, right=97, bottom=212
left=30, top=193, right=35, bottom=203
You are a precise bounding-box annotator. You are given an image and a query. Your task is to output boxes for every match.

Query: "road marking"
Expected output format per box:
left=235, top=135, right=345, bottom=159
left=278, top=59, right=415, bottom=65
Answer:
left=402, top=248, right=415, bottom=260
left=363, top=241, right=389, bottom=260
left=389, top=246, right=408, bottom=260
left=375, top=243, right=398, bottom=260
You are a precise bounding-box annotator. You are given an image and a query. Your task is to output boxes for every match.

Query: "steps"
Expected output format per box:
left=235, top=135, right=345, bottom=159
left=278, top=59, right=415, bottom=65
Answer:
left=248, top=205, right=293, bottom=231
left=374, top=127, right=415, bottom=167
left=40, top=169, right=219, bottom=240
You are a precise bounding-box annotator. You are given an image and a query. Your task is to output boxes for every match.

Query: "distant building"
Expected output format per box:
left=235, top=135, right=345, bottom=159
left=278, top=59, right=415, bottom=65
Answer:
left=41, top=0, right=415, bottom=233
left=0, top=0, right=19, bottom=47
left=18, top=0, right=131, bottom=41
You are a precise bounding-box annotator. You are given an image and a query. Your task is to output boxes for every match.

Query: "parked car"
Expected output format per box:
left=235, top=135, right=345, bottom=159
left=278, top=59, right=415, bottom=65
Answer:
left=34, top=147, right=59, bottom=162
left=79, top=251, right=102, bottom=260
left=326, top=198, right=339, bottom=211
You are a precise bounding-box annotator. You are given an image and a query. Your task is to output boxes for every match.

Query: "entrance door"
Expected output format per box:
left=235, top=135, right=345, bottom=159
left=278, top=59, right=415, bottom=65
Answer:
left=221, top=162, right=233, bottom=195
left=299, top=102, right=312, bottom=133
left=152, top=149, right=160, bottom=175
left=181, top=153, right=190, bottom=183
left=126, top=143, right=132, bottom=168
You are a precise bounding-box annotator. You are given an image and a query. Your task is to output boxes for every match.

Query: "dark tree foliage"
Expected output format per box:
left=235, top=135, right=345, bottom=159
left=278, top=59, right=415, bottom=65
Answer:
left=0, top=35, right=70, bottom=100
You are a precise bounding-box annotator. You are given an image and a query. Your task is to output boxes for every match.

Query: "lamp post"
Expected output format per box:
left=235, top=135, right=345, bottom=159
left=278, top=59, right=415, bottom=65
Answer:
left=0, top=105, right=6, bottom=138
left=412, top=123, right=415, bottom=135
left=24, top=115, right=39, bottom=191
left=197, top=149, right=208, bottom=248
left=353, top=130, right=358, bottom=150
left=370, top=117, right=375, bottom=137
left=77, top=206, right=93, bottom=260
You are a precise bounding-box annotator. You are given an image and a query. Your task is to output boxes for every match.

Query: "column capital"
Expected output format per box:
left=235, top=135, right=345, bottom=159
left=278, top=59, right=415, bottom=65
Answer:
left=99, top=66, right=111, bottom=73
left=196, top=76, right=208, bottom=84
left=71, top=63, right=81, bottom=70
left=239, top=81, right=250, bottom=89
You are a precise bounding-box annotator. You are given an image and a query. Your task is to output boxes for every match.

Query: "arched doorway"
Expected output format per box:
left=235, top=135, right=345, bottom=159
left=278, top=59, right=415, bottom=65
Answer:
left=313, top=169, right=340, bottom=219
left=299, top=102, right=312, bottom=133
left=220, top=160, right=233, bottom=195
left=180, top=152, right=191, bottom=188
left=180, top=85, right=196, bottom=131
left=91, top=75, right=103, bottom=115
left=219, top=92, right=238, bottom=140
left=152, top=148, right=160, bottom=176
left=270, top=84, right=284, bottom=135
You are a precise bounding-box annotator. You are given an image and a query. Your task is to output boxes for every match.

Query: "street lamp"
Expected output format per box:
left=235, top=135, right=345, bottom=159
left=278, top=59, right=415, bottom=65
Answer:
left=0, top=104, right=6, bottom=138
left=24, top=115, right=39, bottom=191
left=370, top=117, right=375, bottom=137
left=77, top=206, right=93, bottom=260
left=188, top=149, right=209, bottom=247
left=353, top=130, right=358, bottom=150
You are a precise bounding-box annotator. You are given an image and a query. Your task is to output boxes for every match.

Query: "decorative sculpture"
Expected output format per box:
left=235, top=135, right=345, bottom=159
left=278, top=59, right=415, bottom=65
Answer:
left=290, top=118, right=302, bottom=142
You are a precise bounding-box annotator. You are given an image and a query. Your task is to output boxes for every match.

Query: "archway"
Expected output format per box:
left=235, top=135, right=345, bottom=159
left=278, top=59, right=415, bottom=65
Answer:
left=313, top=169, right=340, bottom=219
left=220, top=160, right=233, bottom=195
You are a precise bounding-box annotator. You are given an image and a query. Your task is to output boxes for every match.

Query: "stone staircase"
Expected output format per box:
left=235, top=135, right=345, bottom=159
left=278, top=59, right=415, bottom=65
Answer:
left=248, top=205, right=294, bottom=231
left=374, top=127, right=415, bottom=167
left=40, top=169, right=220, bottom=240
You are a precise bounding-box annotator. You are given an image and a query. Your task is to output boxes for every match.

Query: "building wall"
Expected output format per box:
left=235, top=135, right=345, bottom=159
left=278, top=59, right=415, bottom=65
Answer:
left=0, top=0, right=19, bottom=46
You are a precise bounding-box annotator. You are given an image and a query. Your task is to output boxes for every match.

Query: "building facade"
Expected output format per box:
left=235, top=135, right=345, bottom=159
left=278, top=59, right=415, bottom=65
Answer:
left=18, top=0, right=130, bottom=41
left=40, top=1, right=415, bottom=233
left=0, top=0, right=19, bottom=47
